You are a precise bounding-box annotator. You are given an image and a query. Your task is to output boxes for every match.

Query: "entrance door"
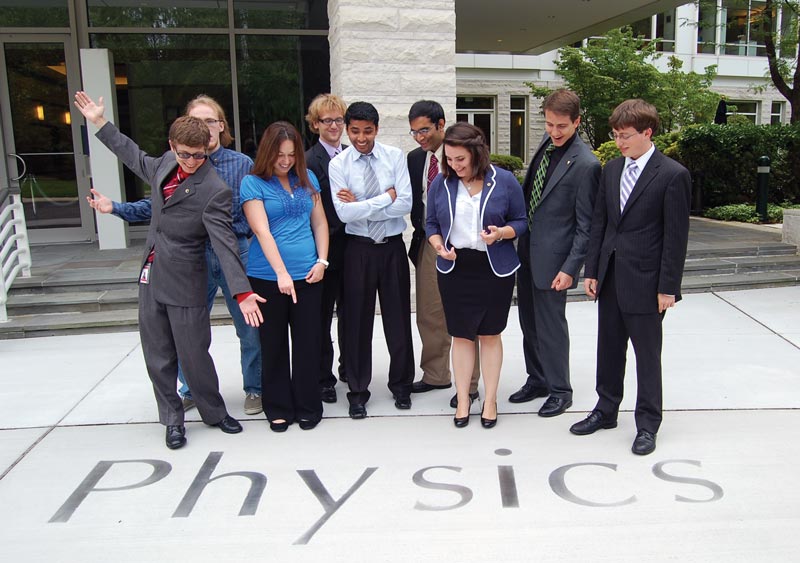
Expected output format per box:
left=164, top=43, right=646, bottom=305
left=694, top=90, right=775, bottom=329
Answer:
left=0, top=34, right=94, bottom=243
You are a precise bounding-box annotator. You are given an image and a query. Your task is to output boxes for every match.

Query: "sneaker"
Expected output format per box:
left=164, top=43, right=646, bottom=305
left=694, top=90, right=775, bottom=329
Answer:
left=244, top=393, right=263, bottom=415
left=182, top=396, right=195, bottom=412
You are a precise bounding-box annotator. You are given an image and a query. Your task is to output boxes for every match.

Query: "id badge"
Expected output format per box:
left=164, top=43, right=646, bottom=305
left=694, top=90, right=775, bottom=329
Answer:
left=139, top=262, right=151, bottom=284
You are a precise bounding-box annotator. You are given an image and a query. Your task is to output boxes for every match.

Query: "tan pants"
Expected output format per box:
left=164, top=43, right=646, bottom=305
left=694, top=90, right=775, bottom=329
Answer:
left=416, top=241, right=480, bottom=393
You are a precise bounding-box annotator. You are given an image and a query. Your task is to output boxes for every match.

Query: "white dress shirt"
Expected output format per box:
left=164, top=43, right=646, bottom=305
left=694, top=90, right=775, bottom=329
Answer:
left=329, top=141, right=413, bottom=237
left=449, top=181, right=487, bottom=251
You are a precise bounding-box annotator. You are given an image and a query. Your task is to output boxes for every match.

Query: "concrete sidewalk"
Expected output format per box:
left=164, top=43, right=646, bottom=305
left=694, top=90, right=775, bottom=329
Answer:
left=1, top=286, right=798, bottom=561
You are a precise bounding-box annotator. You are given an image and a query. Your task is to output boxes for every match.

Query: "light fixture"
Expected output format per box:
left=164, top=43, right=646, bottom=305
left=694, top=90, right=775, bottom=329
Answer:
left=35, top=105, right=44, bottom=121
left=64, top=111, right=71, bottom=125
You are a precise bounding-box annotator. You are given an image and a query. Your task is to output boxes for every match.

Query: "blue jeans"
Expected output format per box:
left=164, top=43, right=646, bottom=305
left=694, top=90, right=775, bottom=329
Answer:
left=179, top=236, right=262, bottom=398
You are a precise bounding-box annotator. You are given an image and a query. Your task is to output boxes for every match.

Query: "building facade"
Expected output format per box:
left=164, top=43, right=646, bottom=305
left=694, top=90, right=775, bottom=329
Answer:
left=0, top=0, right=791, bottom=246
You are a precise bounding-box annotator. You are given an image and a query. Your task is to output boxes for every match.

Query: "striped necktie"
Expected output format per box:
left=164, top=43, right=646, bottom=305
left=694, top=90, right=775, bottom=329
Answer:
left=427, top=153, right=439, bottom=190
left=361, top=153, right=386, bottom=242
left=528, top=143, right=556, bottom=226
left=620, top=160, right=639, bottom=212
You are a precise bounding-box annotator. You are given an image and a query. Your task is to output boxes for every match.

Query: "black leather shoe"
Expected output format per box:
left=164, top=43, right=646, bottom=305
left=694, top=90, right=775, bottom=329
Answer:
left=269, top=420, right=289, bottom=432
left=538, top=396, right=573, bottom=418
left=450, top=391, right=479, bottom=409
left=321, top=386, right=337, bottom=404
left=480, top=401, right=497, bottom=429
left=632, top=430, right=657, bottom=455
left=453, top=415, right=469, bottom=428
left=394, top=395, right=412, bottom=409
left=411, top=380, right=452, bottom=393
left=349, top=404, right=367, bottom=419
left=298, top=419, right=319, bottom=431
left=215, top=414, right=243, bottom=434
left=339, top=372, right=348, bottom=384
left=569, top=410, right=617, bottom=435
left=508, top=382, right=549, bottom=404
left=165, top=425, right=186, bottom=449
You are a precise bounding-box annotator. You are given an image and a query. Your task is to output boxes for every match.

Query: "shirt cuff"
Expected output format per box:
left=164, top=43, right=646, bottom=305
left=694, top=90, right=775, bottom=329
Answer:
left=235, top=291, right=254, bottom=304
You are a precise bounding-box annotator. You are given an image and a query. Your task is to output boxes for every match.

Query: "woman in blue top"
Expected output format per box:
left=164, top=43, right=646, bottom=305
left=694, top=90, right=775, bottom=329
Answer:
left=242, top=122, right=329, bottom=432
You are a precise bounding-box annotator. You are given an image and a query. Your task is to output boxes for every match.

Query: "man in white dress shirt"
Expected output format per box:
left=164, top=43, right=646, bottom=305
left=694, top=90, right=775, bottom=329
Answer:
left=329, top=101, right=415, bottom=419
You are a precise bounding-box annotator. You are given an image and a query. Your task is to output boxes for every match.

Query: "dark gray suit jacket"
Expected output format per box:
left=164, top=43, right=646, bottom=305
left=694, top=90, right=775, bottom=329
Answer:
left=584, top=148, right=692, bottom=313
left=96, top=122, right=251, bottom=308
left=525, top=134, right=600, bottom=289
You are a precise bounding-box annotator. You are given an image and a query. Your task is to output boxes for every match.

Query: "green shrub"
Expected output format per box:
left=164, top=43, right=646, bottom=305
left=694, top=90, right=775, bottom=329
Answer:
left=593, top=141, right=621, bottom=165
left=679, top=123, right=800, bottom=208
left=703, top=202, right=800, bottom=224
left=490, top=154, right=525, bottom=174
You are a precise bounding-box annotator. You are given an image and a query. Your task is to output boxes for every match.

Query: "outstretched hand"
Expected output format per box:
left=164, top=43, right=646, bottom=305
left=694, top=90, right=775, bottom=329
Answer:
left=74, top=91, right=108, bottom=128
left=86, top=188, right=113, bottom=214
left=239, top=293, right=266, bottom=327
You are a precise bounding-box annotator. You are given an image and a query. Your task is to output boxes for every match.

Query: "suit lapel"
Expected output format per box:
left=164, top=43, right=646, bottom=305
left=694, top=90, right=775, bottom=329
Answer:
left=608, top=158, right=624, bottom=222
left=540, top=140, right=580, bottom=202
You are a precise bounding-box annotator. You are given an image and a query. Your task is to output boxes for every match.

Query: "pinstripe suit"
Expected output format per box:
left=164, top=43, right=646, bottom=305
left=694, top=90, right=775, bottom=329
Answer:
left=584, top=148, right=691, bottom=432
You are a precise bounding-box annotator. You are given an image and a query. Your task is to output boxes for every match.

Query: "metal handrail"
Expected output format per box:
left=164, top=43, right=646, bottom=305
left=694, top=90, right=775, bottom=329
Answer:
left=0, top=192, right=32, bottom=322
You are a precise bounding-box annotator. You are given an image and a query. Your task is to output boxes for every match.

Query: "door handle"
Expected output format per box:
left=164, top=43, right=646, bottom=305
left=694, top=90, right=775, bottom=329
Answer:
left=7, top=153, right=26, bottom=181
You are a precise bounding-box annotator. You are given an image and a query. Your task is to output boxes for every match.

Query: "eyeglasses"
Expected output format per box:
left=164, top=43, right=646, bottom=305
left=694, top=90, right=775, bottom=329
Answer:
left=175, top=151, right=208, bottom=160
left=409, top=127, right=433, bottom=137
left=319, top=118, right=344, bottom=126
left=203, top=118, right=221, bottom=126
left=608, top=131, right=640, bottom=141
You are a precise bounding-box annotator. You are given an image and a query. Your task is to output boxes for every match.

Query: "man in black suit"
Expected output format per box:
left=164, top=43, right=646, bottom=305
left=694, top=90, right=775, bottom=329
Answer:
left=509, top=89, right=600, bottom=417
left=571, top=99, right=691, bottom=456
left=304, top=93, right=349, bottom=404
left=406, top=100, right=480, bottom=408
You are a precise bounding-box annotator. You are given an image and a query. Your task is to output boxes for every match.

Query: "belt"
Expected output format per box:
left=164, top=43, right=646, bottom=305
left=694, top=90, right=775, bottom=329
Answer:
left=347, top=234, right=402, bottom=245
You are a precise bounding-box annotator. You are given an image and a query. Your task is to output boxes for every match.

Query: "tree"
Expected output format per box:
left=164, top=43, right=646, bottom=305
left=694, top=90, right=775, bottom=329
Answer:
left=763, top=0, right=800, bottom=122
left=528, top=27, right=720, bottom=148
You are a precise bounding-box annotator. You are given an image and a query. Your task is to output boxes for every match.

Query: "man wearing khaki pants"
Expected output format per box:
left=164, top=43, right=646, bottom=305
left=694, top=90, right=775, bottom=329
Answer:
left=406, top=100, right=480, bottom=408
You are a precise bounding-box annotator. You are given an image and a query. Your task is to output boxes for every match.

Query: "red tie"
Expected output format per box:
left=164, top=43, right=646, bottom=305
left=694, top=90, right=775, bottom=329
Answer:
left=427, top=153, right=439, bottom=191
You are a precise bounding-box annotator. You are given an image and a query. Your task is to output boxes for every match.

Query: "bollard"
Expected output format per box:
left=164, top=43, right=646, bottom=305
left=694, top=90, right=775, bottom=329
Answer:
left=756, top=155, right=770, bottom=223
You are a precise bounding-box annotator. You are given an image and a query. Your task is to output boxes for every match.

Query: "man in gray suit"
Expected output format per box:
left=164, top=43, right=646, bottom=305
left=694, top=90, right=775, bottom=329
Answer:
left=509, top=89, right=600, bottom=417
left=74, top=91, right=264, bottom=450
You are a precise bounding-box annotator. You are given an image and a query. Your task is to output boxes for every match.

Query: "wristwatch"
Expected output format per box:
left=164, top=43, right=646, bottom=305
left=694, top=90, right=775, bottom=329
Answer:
left=317, top=258, right=329, bottom=269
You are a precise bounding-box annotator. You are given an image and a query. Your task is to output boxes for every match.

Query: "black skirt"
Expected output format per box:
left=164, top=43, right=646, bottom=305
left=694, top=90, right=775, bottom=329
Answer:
left=437, top=248, right=515, bottom=340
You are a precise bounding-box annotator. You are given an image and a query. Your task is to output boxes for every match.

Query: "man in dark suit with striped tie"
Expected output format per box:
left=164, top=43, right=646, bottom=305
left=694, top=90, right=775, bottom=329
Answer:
left=571, top=99, right=691, bottom=456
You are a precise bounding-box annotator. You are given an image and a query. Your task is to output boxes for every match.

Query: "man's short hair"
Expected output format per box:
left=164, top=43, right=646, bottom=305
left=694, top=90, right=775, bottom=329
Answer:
left=609, top=99, right=660, bottom=133
left=168, top=116, right=210, bottom=148
left=185, top=94, right=233, bottom=147
left=542, top=89, right=581, bottom=121
left=305, top=93, right=348, bottom=133
left=408, top=100, right=445, bottom=123
left=345, top=101, right=379, bottom=127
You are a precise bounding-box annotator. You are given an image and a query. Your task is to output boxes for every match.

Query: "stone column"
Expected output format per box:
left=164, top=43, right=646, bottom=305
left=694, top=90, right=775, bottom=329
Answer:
left=327, top=0, right=456, bottom=153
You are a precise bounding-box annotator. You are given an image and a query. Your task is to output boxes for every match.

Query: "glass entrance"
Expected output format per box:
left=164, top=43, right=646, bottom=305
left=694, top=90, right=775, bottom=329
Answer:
left=0, top=35, right=93, bottom=243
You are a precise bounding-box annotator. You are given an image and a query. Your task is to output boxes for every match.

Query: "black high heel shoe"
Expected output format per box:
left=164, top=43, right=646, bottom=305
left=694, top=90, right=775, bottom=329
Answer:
left=480, top=401, right=497, bottom=429
left=453, top=414, right=469, bottom=428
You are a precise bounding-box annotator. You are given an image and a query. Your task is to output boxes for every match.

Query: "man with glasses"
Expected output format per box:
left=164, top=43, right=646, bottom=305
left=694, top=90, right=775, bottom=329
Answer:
left=406, top=100, right=481, bottom=408
left=305, top=94, right=349, bottom=405
left=85, top=95, right=262, bottom=417
left=572, top=99, right=691, bottom=456
left=74, top=91, right=264, bottom=450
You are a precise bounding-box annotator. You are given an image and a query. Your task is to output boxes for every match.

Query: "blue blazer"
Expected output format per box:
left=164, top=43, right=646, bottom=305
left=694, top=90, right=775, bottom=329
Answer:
left=425, top=164, right=527, bottom=277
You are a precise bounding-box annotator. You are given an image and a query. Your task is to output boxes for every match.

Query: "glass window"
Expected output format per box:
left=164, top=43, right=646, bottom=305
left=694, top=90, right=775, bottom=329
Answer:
left=727, top=100, right=759, bottom=123
left=721, top=0, right=775, bottom=56
left=456, top=97, right=495, bottom=151
left=90, top=33, right=232, bottom=204
left=510, top=96, right=526, bottom=161
left=655, top=11, right=676, bottom=52
left=236, top=34, right=330, bottom=154
left=697, top=2, right=718, bottom=54
left=771, top=101, right=784, bottom=124
left=87, top=0, right=228, bottom=28
left=234, top=0, right=328, bottom=30
left=0, top=0, right=69, bottom=27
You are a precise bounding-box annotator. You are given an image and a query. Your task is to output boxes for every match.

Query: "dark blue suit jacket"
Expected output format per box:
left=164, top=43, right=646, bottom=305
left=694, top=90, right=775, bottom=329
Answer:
left=426, top=165, right=527, bottom=277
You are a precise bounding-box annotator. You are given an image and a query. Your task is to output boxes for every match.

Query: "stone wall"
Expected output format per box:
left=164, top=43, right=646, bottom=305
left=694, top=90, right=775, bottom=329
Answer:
left=328, top=0, right=456, bottom=153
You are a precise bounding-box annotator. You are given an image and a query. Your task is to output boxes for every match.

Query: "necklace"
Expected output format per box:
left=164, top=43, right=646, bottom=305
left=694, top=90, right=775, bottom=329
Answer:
left=464, top=177, right=482, bottom=193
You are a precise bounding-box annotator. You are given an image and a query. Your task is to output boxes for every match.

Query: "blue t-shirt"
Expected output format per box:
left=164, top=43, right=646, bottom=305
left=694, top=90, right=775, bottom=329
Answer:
left=240, top=170, right=321, bottom=281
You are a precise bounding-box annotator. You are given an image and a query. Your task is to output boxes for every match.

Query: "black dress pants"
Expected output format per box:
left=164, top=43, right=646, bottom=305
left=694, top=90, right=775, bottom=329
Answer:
left=319, top=233, right=347, bottom=388
left=594, top=261, right=664, bottom=433
left=250, top=277, right=323, bottom=424
left=343, top=235, right=414, bottom=406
